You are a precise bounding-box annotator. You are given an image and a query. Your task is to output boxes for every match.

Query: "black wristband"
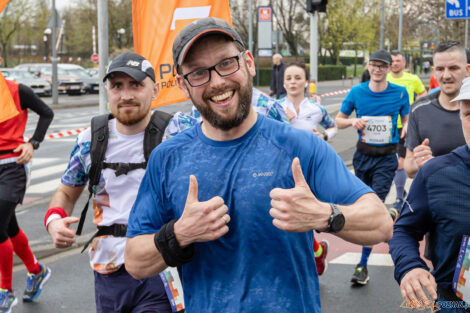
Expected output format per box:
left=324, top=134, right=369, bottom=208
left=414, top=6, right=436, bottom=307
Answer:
left=154, top=219, right=194, bottom=267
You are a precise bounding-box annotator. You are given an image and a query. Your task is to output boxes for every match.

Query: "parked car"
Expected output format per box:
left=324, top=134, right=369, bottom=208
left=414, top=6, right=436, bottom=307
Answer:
left=1, top=68, right=52, bottom=97
left=59, top=64, right=99, bottom=94
left=14, top=63, right=84, bottom=95
left=85, top=67, right=99, bottom=78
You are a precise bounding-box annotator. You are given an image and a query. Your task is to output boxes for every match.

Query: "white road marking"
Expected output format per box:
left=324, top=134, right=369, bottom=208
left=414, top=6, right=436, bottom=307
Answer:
left=330, top=252, right=394, bottom=266
left=31, top=157, right=60, bottom=167
left=26, top=178, right=61, bottom=194
left=30, top=164, right=67, bottom=180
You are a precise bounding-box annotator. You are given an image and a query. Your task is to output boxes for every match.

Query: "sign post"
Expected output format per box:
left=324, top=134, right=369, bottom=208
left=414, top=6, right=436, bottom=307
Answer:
left=257, top=6, right=273, bottom=57
left=257, top=6, right=272, bottom=86
left=91, top=53, right=99, bottom=63
left=446, top=0, right=469, bottom=48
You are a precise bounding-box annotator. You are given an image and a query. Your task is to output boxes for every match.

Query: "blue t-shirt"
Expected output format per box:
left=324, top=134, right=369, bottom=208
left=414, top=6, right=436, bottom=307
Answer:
left=340, top=82, right=410, bottom=145
left=127, top=114, right=372, bottom=313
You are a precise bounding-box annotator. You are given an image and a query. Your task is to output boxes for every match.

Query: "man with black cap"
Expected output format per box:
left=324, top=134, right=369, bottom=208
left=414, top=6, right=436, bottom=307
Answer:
left=125, top=17, right=393, bottom=313
left=45, top=52, right=174, bottom=313
left=335, top=49, right=410, bottom=286
left=390, top=76, right=470, bottom=312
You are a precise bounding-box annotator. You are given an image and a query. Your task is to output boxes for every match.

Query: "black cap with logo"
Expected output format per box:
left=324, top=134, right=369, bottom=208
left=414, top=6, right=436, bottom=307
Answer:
left=103, top=52, right=155, bottom=82
left=172, top=17, right=245, bottom=70
left=369, top=49, right=392, bottom=65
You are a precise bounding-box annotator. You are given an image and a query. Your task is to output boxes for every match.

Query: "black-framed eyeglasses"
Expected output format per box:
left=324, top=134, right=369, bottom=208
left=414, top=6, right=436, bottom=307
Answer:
left=369, top=63, right=389, bottom=71
left=182, top=51, right=245, bottom=87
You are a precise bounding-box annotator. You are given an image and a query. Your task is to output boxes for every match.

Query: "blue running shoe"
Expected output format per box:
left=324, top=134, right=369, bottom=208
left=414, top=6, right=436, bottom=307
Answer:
left=23, top=263, right=51, bottom=302
left=0, top=289, right=17, bottom=313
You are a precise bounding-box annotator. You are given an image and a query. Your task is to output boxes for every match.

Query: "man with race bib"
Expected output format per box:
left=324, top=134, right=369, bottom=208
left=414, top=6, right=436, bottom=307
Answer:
left=335, top=49, right=410, bottom=286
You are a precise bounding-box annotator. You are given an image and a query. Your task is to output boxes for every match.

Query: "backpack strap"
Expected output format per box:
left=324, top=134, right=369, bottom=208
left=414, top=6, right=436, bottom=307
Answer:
left=76, top=111, right=172, bottom=238
left=143, top=110, right=173, bottom=161
left=102, top=162, right=147, bottom=176
left=76, top=113, right=113, bottom=236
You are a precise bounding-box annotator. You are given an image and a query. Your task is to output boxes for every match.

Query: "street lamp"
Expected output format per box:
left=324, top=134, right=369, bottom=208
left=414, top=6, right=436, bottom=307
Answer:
left=43, top=28, right=51, bottom=62
left=117, top=28, right=125, bottom=49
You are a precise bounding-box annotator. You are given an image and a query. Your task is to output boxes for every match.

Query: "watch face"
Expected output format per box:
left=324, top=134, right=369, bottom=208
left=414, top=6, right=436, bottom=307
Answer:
left=331, top=214, right=345, bottom=232
left=29, top=140, right=40, bottom=149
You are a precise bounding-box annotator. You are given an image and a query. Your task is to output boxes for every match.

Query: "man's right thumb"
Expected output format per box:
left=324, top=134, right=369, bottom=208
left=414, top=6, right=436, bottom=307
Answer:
left=422, top=138, right=430, bottom=146
left=186, top=175, right=199, bottom=204
left=64, top=216, right=79, bottom=227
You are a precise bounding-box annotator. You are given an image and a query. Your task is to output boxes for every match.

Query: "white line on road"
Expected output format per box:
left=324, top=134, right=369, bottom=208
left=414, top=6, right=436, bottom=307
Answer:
left=330, top=252, right=394, bottom=266
left=31, top=157, right=60, bottom=167
left=30, top=164, right=67, bottom=180
left=26, top=178, right=61, bottom=194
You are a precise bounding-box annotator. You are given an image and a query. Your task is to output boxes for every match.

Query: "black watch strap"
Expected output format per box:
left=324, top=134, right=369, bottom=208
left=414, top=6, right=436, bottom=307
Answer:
left=28, top=139, right=40, bottom=150
left=327, top=203, right=345, bottom=233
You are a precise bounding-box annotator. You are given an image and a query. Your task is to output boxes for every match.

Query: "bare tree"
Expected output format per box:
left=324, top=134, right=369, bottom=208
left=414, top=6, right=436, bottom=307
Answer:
left=230, top=0, right=261, bottom=52
left=269, top=0, right=309, bottom=56
left=0, top=0, right=32, bottom=66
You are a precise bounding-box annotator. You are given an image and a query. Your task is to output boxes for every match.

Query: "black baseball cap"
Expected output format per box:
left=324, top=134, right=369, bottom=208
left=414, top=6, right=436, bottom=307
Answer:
left=103, top=52, right=155, bottom=82
left=370, top=49, right=392, bottom=65
left=172, top=17, right=245, bottom=70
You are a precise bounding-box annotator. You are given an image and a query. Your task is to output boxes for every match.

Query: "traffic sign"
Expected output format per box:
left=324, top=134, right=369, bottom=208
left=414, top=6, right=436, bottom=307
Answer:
left=91, top=53, right=99, bottom=63
left=446, top=0, right=469, bottom=19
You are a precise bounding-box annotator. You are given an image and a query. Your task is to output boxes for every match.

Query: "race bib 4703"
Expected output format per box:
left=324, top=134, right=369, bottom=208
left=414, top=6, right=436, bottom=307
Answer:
left=361, top=116, right=393, bottom=144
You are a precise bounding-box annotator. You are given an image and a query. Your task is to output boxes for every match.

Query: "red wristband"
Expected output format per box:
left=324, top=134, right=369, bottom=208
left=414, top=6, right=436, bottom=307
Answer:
left=44, top=207, right=68, bottom=228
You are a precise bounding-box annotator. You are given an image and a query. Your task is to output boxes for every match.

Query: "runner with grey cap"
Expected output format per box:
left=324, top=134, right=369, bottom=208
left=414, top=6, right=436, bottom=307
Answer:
left=125, top=17, right=393, bottom=313
left=335, top=49, right=410, bottom=286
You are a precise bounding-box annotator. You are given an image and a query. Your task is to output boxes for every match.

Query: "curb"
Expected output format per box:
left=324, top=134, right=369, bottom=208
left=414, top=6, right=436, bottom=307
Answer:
left=49, top=102, right=98, bottom=110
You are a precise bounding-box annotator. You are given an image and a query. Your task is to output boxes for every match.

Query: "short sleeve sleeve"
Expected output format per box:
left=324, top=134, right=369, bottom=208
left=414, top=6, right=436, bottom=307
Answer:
left=61, top=137, right=90, bottom=187
left=340, top=89, right=356, bottom=116
left=405, top=110, right=420, bottom=151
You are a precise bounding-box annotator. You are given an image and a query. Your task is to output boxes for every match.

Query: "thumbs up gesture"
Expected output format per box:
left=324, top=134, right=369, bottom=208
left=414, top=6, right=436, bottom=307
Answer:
left=412, top=138, right=433, bottom=168
left=269, top=158, right=331, bottom=232
left=174, top=175, right=230, bottom=247
left=47, top=216, right=80, bottom=248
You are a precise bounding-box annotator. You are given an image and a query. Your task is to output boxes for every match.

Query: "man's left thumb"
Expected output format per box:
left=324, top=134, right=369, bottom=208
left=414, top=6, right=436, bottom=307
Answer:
left=292, top=157, right=307, bottom=187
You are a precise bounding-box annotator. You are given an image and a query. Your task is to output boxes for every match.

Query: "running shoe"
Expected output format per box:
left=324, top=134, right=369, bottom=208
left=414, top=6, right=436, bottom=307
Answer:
left=0, top=289, right=17, bottom=313
left=315, top=240, right=329, bottom=276
left=393, top=190, right=407, bottom=213
left=23, top=263, right=51, bottom=302
left=389, top=208, right=398, bottom=222
left=351, top=264, right=369, bottom=285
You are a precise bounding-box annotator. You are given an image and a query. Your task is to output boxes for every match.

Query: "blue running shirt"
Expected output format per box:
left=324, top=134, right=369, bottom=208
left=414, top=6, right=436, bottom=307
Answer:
left=127, top=114, right=372, bottom=313
left=340, top=82, right=410, bottom=145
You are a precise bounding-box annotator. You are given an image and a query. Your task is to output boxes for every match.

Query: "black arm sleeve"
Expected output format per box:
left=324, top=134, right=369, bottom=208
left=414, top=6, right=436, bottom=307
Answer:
left=18, top=83, right=54, bottom=142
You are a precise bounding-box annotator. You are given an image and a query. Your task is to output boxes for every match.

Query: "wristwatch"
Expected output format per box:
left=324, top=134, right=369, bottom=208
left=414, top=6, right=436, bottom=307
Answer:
left=326, top=203, right=345, bottom=233
left=28, top=139, right=40, bottom=150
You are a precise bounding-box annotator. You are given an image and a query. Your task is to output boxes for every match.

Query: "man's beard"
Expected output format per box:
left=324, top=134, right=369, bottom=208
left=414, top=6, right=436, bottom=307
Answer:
left=114, top=102, right=150, bottom=126
left=193, top=78, right=253, bottom=131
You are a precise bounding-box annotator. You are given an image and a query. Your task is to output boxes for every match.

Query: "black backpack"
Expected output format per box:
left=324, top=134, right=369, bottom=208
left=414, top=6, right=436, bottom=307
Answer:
left=76, top=111, right=173, bottom=238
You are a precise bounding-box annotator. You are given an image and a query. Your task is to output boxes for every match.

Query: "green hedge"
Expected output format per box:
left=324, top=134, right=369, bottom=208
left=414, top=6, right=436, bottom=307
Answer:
left=255, top=65, right=346, bottom=85
left=304, top=56, right=365, bottom=66
left=318, top=65, right=347, bottom=81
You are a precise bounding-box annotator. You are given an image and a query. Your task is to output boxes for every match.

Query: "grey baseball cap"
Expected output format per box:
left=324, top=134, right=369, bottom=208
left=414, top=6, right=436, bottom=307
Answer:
left=451, top=77, right=470, bottom=102
left=103, top=52, right=155, bottom=82
left=370, top=49, right=392, bottom=65
left=172, top=17, right=245, bottom=70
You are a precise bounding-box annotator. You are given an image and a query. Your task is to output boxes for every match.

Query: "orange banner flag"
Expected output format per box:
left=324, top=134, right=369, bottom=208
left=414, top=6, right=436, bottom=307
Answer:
left=0, top=0, right=18, bottom=123
left=132, top=0, right=232, bottom=108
